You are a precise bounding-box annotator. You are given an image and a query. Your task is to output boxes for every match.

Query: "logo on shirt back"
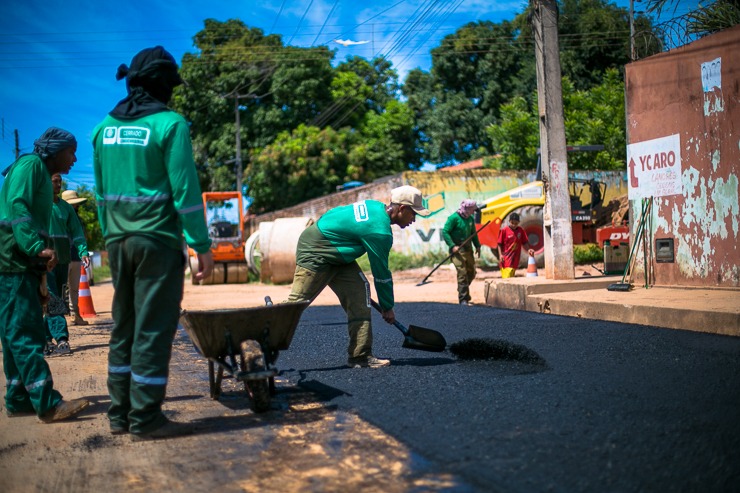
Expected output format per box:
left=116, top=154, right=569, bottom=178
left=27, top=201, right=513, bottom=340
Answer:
left=102, top=126, right=150, bottom=146
left=353, top=201, right=369, bottom=222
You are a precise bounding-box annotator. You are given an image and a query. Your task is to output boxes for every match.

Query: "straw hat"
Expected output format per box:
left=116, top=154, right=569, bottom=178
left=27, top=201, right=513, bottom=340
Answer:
left=61, top=190, right=87, bottom=205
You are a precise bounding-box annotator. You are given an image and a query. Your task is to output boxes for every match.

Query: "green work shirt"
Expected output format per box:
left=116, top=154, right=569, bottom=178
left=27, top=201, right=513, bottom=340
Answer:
left=49, top=198, right=88, bottom=265
left=92, top=110, right=211, bottom=253
left=296, top=200, right=395, bottom=310
left=442, top=212, right=480, bottom=252
left=0, top=154, right=52, bottom=273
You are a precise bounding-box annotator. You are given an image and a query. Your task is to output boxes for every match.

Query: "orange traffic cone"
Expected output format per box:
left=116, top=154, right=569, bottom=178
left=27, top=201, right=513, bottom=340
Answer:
left=78, top=264, right=97, bottom=317
left=526, top=255, right=538, bottom=277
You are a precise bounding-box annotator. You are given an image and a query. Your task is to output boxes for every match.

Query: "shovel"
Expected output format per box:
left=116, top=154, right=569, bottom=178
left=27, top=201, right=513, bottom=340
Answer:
left=417, top=221, right=491, bottom=287
left=370, top=299, right=447, bottom=352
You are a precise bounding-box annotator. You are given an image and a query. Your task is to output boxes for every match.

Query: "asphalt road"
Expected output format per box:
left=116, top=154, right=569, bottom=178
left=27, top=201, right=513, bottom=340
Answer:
left=274, top=301, right=740, bottom=492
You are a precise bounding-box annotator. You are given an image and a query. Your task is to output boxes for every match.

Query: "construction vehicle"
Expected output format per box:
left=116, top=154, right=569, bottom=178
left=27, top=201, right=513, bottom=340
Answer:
left=188, top=191, right=249, bottom=284
left=477, top=145, right=607, bottom=266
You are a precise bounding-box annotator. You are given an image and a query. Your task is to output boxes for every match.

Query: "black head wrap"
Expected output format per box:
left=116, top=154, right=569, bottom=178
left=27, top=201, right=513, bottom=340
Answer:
left=1, top=127, right=76, bottom=177
left=109, top=46, right=184, bottom=120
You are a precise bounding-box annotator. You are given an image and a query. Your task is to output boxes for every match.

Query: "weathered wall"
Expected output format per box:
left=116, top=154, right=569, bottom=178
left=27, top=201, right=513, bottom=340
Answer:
left=254, top=169, right=626, bottom=256
left=625, top=25, right=739, bottom=287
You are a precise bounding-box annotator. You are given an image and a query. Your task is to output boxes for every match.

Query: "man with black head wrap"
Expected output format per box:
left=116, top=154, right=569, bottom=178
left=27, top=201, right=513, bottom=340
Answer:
left=0, top=127, right=90, bottom=422
left=93, top=46, right=213, bottom=440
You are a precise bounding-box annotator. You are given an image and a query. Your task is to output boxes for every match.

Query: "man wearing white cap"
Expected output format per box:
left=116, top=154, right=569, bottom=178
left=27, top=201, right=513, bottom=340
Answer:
left=61, top=190, right=91, bottom=325
left=287, top=185, right=429, bottom=368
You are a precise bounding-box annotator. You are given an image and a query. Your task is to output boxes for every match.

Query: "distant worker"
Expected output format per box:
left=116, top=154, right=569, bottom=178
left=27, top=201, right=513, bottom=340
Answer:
left=0, top=127, right=90, bottom=422
left=442, top=199, right=481, bottom=305
left=497, top=212, right=535, bottom=278
left=43, top=174, right=91, bottom=357
left=93, top=46, right=213, bottom=440
left=61, top=189, right=91, bottom=326
left=286, top=185, right=430, bottom=368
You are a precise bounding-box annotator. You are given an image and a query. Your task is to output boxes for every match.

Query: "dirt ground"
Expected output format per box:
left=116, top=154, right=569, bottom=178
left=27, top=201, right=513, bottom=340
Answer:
left=0, top=263, right=601, bottom=492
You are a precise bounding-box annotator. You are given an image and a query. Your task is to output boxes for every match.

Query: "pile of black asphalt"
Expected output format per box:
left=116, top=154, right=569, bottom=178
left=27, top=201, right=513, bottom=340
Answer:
left=277, top=302, right=740, bottom=493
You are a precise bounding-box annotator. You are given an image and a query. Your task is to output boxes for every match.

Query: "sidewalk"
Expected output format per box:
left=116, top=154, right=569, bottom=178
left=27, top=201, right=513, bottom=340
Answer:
left=483, top=274, right=740, bottom=337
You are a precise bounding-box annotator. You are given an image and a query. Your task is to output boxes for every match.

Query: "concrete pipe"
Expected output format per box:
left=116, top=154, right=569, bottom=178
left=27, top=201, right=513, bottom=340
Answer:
left=263, top=217, right=315, bottom=284
left=258, top=221, right=274, bottom=283
left=244, top=230, right=261, bottom=276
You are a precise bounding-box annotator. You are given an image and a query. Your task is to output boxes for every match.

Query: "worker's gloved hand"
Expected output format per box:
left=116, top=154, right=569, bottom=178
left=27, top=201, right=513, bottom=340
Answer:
left=382, top=308, right=396, bottom=325
left=528, top=248, right=535, bottom=257
left=451, top=246, right=459, bottom=255
left=195, top=251, right=214, bottom=281
left=81, top=256, right=91, bottom=269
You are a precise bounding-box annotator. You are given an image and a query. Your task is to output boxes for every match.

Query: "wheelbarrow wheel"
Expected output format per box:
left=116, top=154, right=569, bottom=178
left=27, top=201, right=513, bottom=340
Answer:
left=239, top=340, right=271, bottom=413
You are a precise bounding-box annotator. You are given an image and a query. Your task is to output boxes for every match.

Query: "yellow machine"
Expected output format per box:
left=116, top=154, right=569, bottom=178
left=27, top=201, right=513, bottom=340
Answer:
left=188, top=191, right=249, bottom=284
left=477, top=145, right=606, bottom=266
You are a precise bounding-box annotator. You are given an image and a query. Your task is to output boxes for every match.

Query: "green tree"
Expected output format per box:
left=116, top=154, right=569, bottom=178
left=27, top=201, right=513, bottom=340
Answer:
left=486, top=69, right=626, bottom=170
left=247, top=125, right=355, bottom=212
left=64, top=184, right=104, bottom=251
left=350, top=99, right=418, bottom=180
left=172, top=19, right=335, bottom=193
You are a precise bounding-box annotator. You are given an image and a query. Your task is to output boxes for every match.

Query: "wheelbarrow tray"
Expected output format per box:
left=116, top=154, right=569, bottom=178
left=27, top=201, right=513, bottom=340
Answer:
left=179, top=301, right=310, bottom=359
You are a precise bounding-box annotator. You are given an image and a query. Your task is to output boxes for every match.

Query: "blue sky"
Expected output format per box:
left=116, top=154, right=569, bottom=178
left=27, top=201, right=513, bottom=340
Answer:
left=0, top=0, right=698, bottom=189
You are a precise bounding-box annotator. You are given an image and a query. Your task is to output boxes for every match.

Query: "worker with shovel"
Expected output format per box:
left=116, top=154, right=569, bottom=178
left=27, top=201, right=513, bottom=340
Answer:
left=443, top=199, right=481, bottom=305
left=287, top=185, right=430, bottom=368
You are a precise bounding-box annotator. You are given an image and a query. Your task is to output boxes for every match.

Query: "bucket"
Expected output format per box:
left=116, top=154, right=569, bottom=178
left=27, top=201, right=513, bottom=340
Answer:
left=603, top=241, right=628, bottom=275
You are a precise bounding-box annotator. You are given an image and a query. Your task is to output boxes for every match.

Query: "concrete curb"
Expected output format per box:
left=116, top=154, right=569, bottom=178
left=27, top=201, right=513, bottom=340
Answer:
left=483, top=277, right=740, bottom=336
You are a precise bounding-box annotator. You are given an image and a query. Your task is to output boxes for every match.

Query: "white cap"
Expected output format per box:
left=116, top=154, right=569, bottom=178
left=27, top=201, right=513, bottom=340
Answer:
left=390, top=185, right=430, bottom=216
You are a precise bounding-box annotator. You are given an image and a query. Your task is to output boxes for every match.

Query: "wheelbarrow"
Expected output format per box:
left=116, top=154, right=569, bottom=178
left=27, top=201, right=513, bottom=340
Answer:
left=179, top=300, right=310, bottom=413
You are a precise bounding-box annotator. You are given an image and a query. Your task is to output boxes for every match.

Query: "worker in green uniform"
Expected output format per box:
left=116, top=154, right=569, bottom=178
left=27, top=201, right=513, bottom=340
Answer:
left=93, top=46, right=213, bottom=440
left=287, top=185, right=430, bottom=368
left=442, top=199, right=481, bottom=305
left=0, top=127, right=90, bottom=422
left=44, top=173, right=91, bottom=356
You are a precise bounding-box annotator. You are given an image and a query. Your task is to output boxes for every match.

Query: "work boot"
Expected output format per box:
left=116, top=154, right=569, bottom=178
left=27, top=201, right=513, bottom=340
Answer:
left=44, top=341, right=56, bottom=357
left=39, top=398, right=90, bottom=423
left=48, top=340, right=72, bottom=357
left=72, top=315, right=89, bottom=326
left=347, top=355, right=391, bottom=369
left=130, top=419, right=194, bottom=441
left=110, top=423, right=129, bottom=435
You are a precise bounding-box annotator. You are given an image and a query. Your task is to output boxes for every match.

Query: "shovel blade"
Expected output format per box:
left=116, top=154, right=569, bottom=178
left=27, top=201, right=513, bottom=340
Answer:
left=402, top=325, right=447, bottom=352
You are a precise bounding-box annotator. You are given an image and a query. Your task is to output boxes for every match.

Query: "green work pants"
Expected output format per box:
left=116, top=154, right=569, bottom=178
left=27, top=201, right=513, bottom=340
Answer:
left=107, top=236, right=184, bottom=434
left=44, top=268, right=69, bottom=343
left=286, top=262, right=373, bottom=359
left=451, top=248, right=476, bottom=303
left=0, top=272, right=63, bottom=415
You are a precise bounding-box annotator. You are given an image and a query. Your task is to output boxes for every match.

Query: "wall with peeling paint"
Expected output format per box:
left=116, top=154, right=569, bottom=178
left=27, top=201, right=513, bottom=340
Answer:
left=625, top=25, right=739, bottom=287
left=254, top=168, right=626, bottom=257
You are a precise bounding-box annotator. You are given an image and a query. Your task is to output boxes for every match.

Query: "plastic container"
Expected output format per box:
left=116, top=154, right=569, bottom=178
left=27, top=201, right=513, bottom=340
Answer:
left=603, top=240, right=628, bottom=275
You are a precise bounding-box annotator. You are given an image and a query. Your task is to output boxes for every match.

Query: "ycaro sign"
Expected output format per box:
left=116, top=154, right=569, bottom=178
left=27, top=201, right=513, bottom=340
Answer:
left=627, top=134, right=682, bottom=199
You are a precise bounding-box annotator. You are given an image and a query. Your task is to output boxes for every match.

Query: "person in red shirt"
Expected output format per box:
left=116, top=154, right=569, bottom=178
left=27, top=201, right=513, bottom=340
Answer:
left=497, top=212, right=535, bottom=278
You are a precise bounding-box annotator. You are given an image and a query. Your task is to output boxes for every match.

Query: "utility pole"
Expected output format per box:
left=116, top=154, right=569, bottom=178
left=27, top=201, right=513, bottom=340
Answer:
left=629, top=0, right=636, bottom=61
left=234, top=96, right=243, bottom=196
left=531, top=0, right=574, bottom=280
left=14, top=129, right=20, bottom=159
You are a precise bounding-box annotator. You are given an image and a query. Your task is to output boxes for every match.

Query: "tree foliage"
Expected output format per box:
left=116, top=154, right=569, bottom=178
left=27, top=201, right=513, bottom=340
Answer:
left=487, top=69, right=626, bottom=171
left=247, top=125, right=354, bottom=211
left=171, top=1, right=666, bottom=212
left=403, top=0, right=661, bottom=166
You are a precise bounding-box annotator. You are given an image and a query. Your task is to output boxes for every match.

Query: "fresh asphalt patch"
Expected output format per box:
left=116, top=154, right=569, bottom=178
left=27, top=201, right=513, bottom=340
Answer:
left=275, top=302, right=740, bottom=492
